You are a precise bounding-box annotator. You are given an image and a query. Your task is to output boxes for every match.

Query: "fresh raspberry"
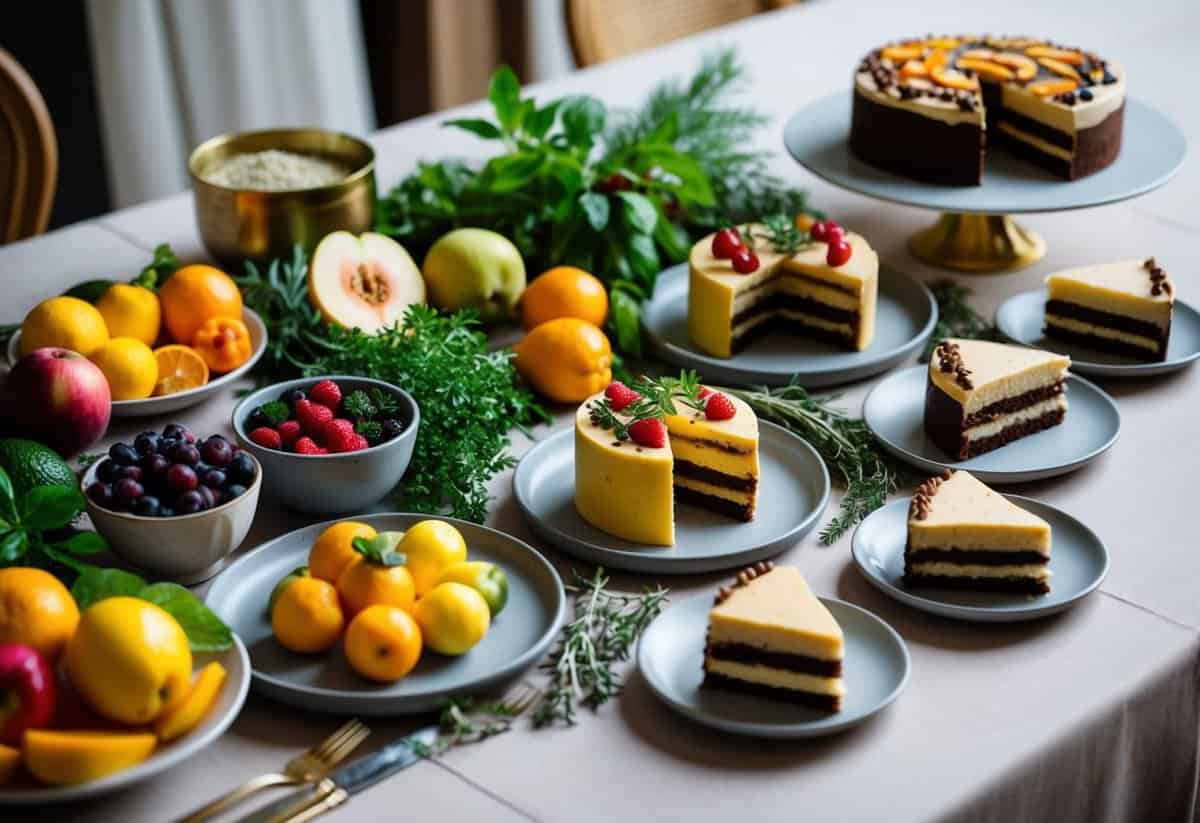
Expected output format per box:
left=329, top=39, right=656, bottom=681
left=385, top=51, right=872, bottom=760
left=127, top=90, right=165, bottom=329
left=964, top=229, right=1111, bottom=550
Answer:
left=704, top=393, right=737, bottom=421
left=294, top=399, right=333, bottom=436
left=293, top=436, right=323, bottom=455
left=698, top=386, right=713, bottom=399
left=627, top=418, right=667, bottom=448
left=605, top=381, right=641, bottom=412
left=308, top=380, right=342, bottom=411
left=249, top=427, right=282, bottom=449
left=348, top=434, right=370, bottom=452
left=277, top=420, right=302, bottom=447
left=322, top=419, right=359, bottom=453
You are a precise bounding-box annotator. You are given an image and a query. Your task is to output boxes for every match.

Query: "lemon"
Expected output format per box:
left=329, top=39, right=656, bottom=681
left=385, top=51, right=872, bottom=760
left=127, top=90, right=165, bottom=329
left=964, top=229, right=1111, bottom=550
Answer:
left=20, top=296, right=109, bottom=357
left=397, top=520, right=467, bottom=596
left=89, top=337, right=158, bottom=400
left=413, top=582, right=490, bottom=656
left=96, top=283, right=161, bottom=346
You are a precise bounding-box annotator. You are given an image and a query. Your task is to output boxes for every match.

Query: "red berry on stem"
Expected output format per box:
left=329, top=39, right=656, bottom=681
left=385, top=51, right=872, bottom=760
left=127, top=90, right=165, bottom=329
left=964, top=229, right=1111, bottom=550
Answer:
left=810, top=221, right=829, bottom=242
left=826, top=240, right=853, bottom=267
left=704, top=393, right=737, bottom=421
left=824, top=223, right=845, bottom=244
left=627, top=418, right=667, bottom=449
left=604, top=381, right=642, bottom=412
left=711, top=228, right=744, bottom=259
left=730, top=247, right=759, bottom=274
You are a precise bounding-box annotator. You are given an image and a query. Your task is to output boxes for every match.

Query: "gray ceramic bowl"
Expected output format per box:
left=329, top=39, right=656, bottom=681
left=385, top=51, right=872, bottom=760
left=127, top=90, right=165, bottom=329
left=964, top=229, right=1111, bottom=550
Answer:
left=232, top=376, right=419, bottom=514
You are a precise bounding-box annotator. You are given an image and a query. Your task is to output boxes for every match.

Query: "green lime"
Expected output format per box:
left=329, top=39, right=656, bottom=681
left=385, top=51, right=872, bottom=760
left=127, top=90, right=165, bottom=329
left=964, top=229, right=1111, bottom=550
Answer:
left=0, top=439, right=78, bottom=497
left=63, top=279, right=117, bottom=304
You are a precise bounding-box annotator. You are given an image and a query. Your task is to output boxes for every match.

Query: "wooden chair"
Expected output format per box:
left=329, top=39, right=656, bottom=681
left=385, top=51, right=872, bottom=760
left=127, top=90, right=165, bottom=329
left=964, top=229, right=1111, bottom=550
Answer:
left=565, top=0, right=796, bottom=67
left=0, top=48, right=57, bottom=243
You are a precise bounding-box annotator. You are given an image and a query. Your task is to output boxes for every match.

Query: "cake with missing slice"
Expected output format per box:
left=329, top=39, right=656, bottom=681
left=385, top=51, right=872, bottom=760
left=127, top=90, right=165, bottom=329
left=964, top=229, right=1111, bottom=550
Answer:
left=703, top=562, right=845, bottom=711
left=925, top=339, right=1070, bottom=459
left=905, top=469, right=1051, bottom=594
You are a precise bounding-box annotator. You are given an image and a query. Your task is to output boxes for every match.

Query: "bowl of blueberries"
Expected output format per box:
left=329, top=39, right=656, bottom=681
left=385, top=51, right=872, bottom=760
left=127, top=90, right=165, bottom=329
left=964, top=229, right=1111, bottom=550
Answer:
left=82, top=423, right=262, bottom=584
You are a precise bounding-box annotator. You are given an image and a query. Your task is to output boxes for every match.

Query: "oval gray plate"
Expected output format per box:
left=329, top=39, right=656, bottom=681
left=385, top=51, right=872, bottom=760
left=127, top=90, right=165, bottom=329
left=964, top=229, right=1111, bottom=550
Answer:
left=513, top=422, right=830, bottom=574
left=995, top=289, right=1200, bottom=378
left=863, top=366, right=1120, bottom=483
left=852, top=498, right=1108, bottom=623
left=637, top=594, right=909, bottom=738
left=0, top=638, right=250, bottom=805
left=641, top=262, right=936, bottom=387
left=784, top=93, right=1186, bottom=214
left=205, top=514, right=564, bottom=715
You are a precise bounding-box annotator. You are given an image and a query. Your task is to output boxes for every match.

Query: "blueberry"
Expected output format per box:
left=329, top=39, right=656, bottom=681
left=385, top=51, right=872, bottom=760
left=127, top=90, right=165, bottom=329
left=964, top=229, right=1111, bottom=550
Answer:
left=134, top=431, right=160, bottom=455
left=1079, top=88, right=1094, bottom=101
left=131, top=496, right=161, bottom=517
left=162, top=423, right=196, bottom=444
left=141, top=453, right=170, bottom=480
left=115, top=478, right=144, bottom=503
left=175, top=490, right=205, bottom=515
left=227, top=452, right=256, bottom=485
left=224, top=484, right=247, bottom=500
left=96, top=459, right=120, bottom=483
left=166, top=464, right=198, bottom=493
left=157, top=436, right=180, bottom=455
left=200, top=436, right=233, bottom=467
left=109, top=442, right=139, bottom=466
left=201, top=469, right=226, bottom=489
left=196, top=484, right=218, bottom=509
left=381, top=419, right=405, bottom=440
left=117, top=465, right=143, bottom=482
left=87, top=482, right=114, bottom=507
left=281, top=388, right=307, bottom=409
left=246, top=408, right=270, bottom=431
left=170, top=443, right=201, bottom=467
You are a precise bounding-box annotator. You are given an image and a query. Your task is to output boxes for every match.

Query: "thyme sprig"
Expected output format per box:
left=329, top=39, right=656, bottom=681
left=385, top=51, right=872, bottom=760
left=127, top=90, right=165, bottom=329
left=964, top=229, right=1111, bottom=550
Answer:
left=534, top=567, right=668, bottom=727
left=749, top=212, right=811, bottom=254
left=922, top=279, right=1000, bottom=360
left=411, top=697, right=520, bottom=758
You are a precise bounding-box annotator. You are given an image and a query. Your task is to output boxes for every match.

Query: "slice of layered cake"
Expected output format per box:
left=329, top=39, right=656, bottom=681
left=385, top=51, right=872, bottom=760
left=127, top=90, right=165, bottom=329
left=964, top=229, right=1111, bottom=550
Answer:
left=905, top=470, right=1051, bottom=594
left=1044, top=257, right=1174, bottom=361
left=703, top=562, right=845, bottom=711
left=925, top=339, right=1070, bottom=459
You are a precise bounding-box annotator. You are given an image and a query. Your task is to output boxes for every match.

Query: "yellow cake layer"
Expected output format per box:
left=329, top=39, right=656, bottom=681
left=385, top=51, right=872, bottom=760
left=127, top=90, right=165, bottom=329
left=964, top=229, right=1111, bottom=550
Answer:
left=1045, top=259, right=1173, bottom=327
left=704, top=658, right=846, bottom=697
left=707, top=566, right=843, bottom=660
left=674, top=476, right=755, bottom=506
left=929, top=338, right=1069, bottom=413
left=668, top=437, right=758, bottom=479
left=908, top=562, right=1051, bottom=581
left=908, top=470, right=1051, bottom=552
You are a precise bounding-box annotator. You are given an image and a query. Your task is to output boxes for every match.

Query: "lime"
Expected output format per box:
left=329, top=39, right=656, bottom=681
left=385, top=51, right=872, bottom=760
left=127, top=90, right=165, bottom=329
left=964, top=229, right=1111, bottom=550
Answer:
left=0, top=439, right=77, bottom=497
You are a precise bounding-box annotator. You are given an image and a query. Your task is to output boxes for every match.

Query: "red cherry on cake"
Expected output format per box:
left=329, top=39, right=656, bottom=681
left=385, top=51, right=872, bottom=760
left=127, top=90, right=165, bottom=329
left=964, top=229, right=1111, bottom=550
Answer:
left=826, top=239, right=853, bottom=267
left=627, top=418, right=667, bottom=448
left=704, top=393, right=736, bottom=421
left=823, top=223, right=845, bottom=244
left=711, top=228, right=744, bottom=259
left=604, top=381, right=641, bottom=412
left=730, top=247, right=759, bottom=274
left=810, top=221, right=829, bottom=242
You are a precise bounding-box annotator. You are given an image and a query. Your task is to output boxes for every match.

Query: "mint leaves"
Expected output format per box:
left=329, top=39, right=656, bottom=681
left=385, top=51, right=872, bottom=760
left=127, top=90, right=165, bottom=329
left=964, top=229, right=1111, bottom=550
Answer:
left=0, top=467, right=106, bottom=571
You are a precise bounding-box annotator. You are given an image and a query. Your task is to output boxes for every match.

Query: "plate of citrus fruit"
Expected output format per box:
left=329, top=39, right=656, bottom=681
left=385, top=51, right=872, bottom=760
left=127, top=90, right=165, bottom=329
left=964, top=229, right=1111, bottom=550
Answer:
left=205, top=514, right=564, bottom=714
left=0, top=568, right=250, bottom=803
left=8, top=264, right=268, bottom=418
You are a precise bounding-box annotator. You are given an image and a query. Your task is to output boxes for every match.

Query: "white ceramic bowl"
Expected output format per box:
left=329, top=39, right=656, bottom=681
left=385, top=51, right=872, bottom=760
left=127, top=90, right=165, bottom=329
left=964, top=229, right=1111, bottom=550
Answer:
left=81, top=451, right=262, bottom=584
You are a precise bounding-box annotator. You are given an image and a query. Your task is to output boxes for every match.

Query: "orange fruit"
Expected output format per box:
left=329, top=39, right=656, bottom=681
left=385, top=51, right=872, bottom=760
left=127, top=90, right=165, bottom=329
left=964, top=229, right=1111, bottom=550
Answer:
left=192, top=315, right=253, bottom=373
left=0, top=567, right=80, bottom=663
left=344, top=605, right=422, bottom=682
left=158, top=265, right=243, bottom=345
left=152, top=344, right=209, bottom=396
left=512, top=317, right=612, bottom=404
left=309, top=521, right=377, bottom=583
left=336, top=556, right=416, bottom=619
left=154, top=661, right=227, bottom=742
left=0, top=743, right=18, bottom=785
left=520, top=266, right=608, bottom=331
left=271, top=577, right=344, bottom=654
left=22, top=730, right=157, bottom=785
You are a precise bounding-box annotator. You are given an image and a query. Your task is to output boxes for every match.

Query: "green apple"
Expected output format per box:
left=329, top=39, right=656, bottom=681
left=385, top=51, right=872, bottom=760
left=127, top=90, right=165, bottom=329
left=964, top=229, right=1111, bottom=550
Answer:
left=422, top=229, right=526, bottom=323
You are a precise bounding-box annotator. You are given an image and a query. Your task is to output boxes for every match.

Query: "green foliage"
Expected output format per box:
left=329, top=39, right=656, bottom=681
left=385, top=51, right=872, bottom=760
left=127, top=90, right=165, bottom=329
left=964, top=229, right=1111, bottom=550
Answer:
left=132, top=243, right=181, bottom=289
left=257, top=401, right=291, bottom=426
left=0, top=469, right=105, bottom=572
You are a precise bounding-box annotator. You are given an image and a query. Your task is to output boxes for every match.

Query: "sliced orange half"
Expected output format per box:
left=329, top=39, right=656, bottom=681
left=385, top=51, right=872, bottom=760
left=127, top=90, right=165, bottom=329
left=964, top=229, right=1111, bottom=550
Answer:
left=152, top=344, right=210, bottom=396
left=1027, top=78, right=1079, bottom=97
left=1026, top=45, right=1085, bottom=65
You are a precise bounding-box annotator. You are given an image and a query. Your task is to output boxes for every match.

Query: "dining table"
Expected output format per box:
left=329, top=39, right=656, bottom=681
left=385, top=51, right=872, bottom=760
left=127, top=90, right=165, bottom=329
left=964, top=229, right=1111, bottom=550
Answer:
left=3, top=0, right=1200, bottom=820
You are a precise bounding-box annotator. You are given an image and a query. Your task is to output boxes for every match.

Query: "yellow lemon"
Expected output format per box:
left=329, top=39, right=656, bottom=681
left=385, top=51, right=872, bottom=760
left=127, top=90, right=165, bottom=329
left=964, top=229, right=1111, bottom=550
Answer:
left=89, top=337, right=159, bottom=400
left=22, top=730, right=157, bottom=785
left=512, top=318, right=612, bottom=404
left=413, top=582, right=490, bottom=656
left=96, top=283, right=161, bottom=346
left=64, top=597, right=193, bottom=725
left=397, top=520, right=467, bottom=597
left=20, top=296, right=109, bottom=357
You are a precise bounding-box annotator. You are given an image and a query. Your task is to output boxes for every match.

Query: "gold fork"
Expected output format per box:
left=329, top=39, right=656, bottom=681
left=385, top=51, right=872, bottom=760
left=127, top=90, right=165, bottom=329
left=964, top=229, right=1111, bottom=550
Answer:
left=175, top=718, right=370, bottom=823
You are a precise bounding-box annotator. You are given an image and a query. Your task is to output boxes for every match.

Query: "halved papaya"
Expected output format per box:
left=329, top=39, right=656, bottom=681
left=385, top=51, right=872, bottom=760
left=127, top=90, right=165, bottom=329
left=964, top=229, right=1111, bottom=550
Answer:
left=309, top=232, right=425, bottom=333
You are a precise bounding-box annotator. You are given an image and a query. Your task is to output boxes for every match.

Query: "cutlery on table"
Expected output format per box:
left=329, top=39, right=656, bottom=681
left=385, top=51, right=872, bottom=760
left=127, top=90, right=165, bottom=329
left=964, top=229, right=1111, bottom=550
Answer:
left=235, top=684, right=541, bottom=823
left=175, top=718, right=370, bottom=823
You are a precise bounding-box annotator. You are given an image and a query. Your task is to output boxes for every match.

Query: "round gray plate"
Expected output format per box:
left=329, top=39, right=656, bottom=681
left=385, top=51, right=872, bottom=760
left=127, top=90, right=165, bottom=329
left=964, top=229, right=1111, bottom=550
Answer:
left=863, top=366, right=1120, bottom=483
left=995, top=289, right=1200, bottom=378
left=638, top=594, right=909, bottom=738
left=513, top=422, right=830, bottom=574
left=0, top=638, right=249, bottom=805
left=205, top=514, right=564, bottom=715
left=783, top=93, right=1186, bottom=214
left=852, top=498, right=1108, bottom=622
left=641, top=262, right=936, bottom=387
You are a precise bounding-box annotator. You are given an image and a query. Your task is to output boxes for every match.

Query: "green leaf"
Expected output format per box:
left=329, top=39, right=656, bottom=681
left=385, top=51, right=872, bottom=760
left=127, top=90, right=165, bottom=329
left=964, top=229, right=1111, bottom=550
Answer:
left=258, top=401, right=291, bottom=426
left=21, top=486, right=85, bottom=531
left=578, top=192, right=610, bottom=232
left=0, top=530, right=28, bottom=563
left=352, top=533, right=407, bottom=567
left=625, top=232, right=661, bottom=284
left=132, top=243, right=180, bottom=289
left=653, top=211, right=692, bottom=262
left=0, top=468, right=15, bottom=522
left=616, top=191, right=658, bottom=235
left=484, top=153, right=545, bottom=193
left=610, top=288, right=643, bottom=357
left=523, top=99, right=563, bottom=139
left=139, top=583, right=233, bottom=652
left=71, top=566, right=148, bottom=610
left=444, top=118, right=503, bottom=140
left=561, top=96, right=605, bottom=149
left=52, top=530, right=107, bottom=556
left=488, top=66, right=522, bottom=132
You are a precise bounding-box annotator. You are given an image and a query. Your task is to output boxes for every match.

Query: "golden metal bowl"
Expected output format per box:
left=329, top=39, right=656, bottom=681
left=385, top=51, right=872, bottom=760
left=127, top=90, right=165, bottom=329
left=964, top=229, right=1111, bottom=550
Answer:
left=189, top=128, right=375, bottom=265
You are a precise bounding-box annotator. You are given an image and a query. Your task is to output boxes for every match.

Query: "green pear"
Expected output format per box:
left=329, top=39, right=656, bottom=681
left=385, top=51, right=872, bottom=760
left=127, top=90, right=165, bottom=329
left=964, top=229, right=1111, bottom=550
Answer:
left=422, top=229, right=526, bottom=323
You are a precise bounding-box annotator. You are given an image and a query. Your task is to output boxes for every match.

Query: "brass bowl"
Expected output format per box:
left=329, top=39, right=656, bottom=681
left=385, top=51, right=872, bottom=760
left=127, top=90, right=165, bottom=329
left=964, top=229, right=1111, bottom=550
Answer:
left=189, top=128, right=376, bottom=265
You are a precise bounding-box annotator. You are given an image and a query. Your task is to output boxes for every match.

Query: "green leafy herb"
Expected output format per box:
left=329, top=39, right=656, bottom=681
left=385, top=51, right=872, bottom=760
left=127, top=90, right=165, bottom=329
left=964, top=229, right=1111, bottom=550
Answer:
left=923, top=279, right=999, bottom=359
left=355, top=420, right=383, bottom=442
left=76, top=453, right=103, bottom=471
left=71, top=567, right=148, bottom=609
left=342, top=390, right=375, bottom=420
left=351, top=534, right=406, bottom=567
left=257, top=401, right=291, bottom=426
left=534, top=567, right=668, bottom=727
left=412, top=697, right=519, bottom=758
left=132, top=243, right=181, bottom=289
left=369, top=388, right=399, bottom=416
left=0, top=470, right=106, bottom=572
left=586, top=371, right=705, bottom=440
left=749, top=212, right=811, bottom=254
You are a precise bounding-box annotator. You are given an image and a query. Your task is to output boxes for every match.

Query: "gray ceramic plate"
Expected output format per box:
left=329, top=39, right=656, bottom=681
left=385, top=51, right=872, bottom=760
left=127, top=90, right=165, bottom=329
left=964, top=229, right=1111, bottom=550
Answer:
left=513, top=422, right=830, bottom=574
left=783, top=93, right=1186, bottom=213
left=852, top=498, right=1108, bottom=622
left=863, top=366, right=1120, bottom=483
left=641, top=262, right=936, bottom=387
left=995, top=289, right=1200, bottom=378
left=6, top=307, right=267, bottom=418
left=205, top=514, right=564, bottom=715
left=638, top=594, right=909, bottom=738
left=0, top=638, right=250, bottom=805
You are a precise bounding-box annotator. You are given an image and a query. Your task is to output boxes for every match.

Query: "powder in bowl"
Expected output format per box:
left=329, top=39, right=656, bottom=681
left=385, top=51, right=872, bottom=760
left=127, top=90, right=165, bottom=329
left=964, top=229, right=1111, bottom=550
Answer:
left=204, top=149, right=350, bottom=191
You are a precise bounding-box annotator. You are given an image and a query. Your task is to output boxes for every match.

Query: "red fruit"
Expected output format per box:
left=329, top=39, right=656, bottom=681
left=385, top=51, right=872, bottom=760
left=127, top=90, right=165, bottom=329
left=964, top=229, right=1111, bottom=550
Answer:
left=711, top=228, right=744, bottom=259
left=604, top=381, right=641, bottom=412
left=826, top=240, right=853, bottom=267
left=249, top=427, right=282, bottom=449
left=294, top=436, right=323, bottom=455
left=810, top=221, right=829, bottom=242
left=0, top=348, right=111, bottom=456
left=597, top=174, right=632, bottom=193
left=277, top=420, right=302, bottom=447
left=730, top=248, right=759, bottom=274
left=348, top=434, right=370, bottom=452
left=697, top=386, right=713, bottom=398
left=308, top=380, right=342, bottom=410
left=704, top=393, right=737, bottom=421
left=824, top=223, right=845, bottom=244
left=294, top=399, right=333, bottom=436
left=627, top=418, right=667, bottom=448
left=322, top=419, right=359, bottom=453
left=0, top=644, right=56, bottom=745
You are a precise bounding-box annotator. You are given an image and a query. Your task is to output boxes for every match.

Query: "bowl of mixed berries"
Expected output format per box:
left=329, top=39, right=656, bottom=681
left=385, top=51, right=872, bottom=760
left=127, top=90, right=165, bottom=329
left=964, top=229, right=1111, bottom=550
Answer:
left=81, top=423, right=262, bottom=583
left=232, top=376, right=419, bottom=514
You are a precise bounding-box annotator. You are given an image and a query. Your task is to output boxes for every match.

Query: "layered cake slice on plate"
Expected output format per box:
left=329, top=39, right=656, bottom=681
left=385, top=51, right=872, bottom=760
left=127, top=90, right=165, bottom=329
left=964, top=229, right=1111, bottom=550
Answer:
left=703, top=562, right=845, bottom=711
left=1044, top=257, right=1174, bottom=361
left=905, top=469, right=1051, bottom=594
left=924, top=338, right=1070, bottom=459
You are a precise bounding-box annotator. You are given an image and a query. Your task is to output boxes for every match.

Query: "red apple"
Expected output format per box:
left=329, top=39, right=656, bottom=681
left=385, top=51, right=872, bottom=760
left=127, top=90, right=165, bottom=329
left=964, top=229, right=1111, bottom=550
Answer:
left=0, top=347, right=111, bottom=456
left=0, top=644, right=56, bottom=745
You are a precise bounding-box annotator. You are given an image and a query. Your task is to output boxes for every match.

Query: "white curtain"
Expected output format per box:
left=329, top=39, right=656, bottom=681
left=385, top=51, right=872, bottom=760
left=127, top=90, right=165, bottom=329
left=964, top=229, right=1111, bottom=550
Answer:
left=85, top=0, right=376, bottom=207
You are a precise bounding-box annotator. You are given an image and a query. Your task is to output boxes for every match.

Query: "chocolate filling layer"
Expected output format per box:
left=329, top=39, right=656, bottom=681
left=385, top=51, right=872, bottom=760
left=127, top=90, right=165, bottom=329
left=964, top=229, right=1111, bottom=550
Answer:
left=732, top=292, right=859, bottom=327
left=702, top=671, right=841, bottom=712
left=732, top=316, right=856, bottom=354
left=963, top=411, right=1065, bottom=459
left=849, top=89, right=984, bottom=186
left=674, top=486, right=754, bottom=522
left=924, top=382, right=1066, bottom=460
left=906, top=548, right=1049, bottom=566
left=1045, top=299, right=1168, bottom=344
left=995, top=108, right=1074, bottom=150
left=1043, top=324, right=1166, bottom=362
left=962, top=381, right=1065, bottom=428
left=673, top=459, right=757, bottom=492
left=993, top=104, right=1123, bottom=181
left=706, top=643, right=842, bottom=677
left=904, top=573, right=1049, bottom=595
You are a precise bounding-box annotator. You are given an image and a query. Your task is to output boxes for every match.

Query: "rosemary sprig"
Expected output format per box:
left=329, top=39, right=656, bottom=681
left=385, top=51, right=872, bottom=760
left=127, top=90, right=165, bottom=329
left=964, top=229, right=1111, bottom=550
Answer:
left=411, top=697, right=519, bottom=758
left=749, top=212, right=811, bottom=254
left=922, top=279, right=1000, bottom=360
left=587, top=371, right=705, bottom=440
left=534, top=567, right=668, bottom=727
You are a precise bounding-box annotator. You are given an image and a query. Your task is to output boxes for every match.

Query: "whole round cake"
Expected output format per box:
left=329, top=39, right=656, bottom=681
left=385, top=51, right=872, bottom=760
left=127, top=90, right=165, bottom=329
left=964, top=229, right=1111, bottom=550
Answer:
left=850, top=35, right=1124, bottom=185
